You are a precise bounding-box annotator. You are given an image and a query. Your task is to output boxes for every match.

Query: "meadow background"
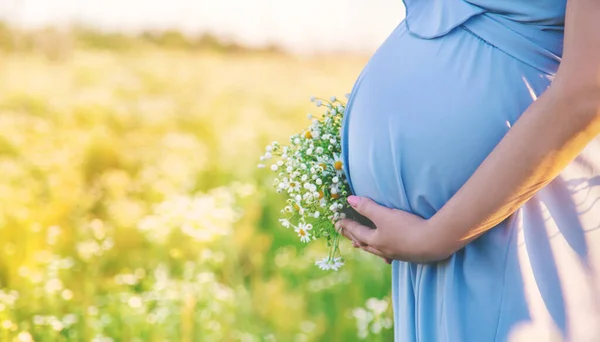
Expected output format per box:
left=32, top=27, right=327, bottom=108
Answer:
left=0, top=20, right=396, bottom=341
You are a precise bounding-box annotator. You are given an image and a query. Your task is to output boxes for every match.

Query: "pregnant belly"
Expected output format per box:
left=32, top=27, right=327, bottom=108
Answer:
left=342, top=21, right=553, bottom=218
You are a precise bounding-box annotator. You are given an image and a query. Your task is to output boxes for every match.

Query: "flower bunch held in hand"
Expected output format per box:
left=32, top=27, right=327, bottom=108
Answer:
left=258, top=95, right=352, bottom=271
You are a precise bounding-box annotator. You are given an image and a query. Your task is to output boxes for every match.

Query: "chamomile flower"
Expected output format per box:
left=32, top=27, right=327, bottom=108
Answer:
left=332, top=153, right=344, bottom=171
left=315, top=155, right=334, bottom=172
left=287, top=180, right=301, bottom=193
left=315, top=257, right=345, bottom=271
left=279, top=219, right=291, bottom=228
left=295, top=224, right=311, bottom=243
left=315, top=257, right=331, bottom=270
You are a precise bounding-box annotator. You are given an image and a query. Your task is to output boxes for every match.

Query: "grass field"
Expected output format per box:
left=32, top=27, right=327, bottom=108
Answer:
left=0, top=28, right=393, bottom=341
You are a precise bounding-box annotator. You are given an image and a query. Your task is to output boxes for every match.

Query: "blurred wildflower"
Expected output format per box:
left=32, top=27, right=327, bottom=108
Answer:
left=352, top=297, right=393, bottom=339
left=16, top=331, right=33, bottom=342
left=138, top=187, right=242, bottom=243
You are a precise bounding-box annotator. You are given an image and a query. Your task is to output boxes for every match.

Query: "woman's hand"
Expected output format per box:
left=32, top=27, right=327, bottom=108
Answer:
left=336, top=195, right=452, bottom=263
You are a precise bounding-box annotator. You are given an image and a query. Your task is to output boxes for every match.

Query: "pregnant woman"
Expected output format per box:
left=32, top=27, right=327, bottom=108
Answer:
left=336, top=0, right=600, bottom=341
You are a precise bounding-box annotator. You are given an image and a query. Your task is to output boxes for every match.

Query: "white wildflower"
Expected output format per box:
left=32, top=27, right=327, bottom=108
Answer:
left=315, top=256, right=344, bottom=271
left=295, top=224, right=311, bottom=243
left=315, top=257, right=332, bottom=271
left=45, top=278, right=63, bottom=294
left=51, top=319, right=64, bottom=331
left=61, top=289, right=73, bottom=301
left=128, top=296, right=143, bottom=309
left=2, top=320, right=14, bottom=329
left=63, top=314, right=78, bottom=326
left=17, top=332, right=33, bottom=342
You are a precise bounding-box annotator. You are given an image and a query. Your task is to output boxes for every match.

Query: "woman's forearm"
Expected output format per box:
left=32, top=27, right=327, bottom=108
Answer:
left=422, top=0, right=600, bottom=259
left=426, top=82, right=600, bottom=258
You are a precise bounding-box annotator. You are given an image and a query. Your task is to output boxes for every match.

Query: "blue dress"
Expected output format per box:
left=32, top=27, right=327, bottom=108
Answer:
left=340, top=1, right=600, bottom=341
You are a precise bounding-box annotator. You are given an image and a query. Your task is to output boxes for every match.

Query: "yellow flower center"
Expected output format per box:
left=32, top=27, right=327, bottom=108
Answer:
left=334, top=161, right=343, bottom=170
left=331, top=193, right=340, bottom=199
left=299, top=229, right=306, bottom=236
left=305, top=131, right=312, bottom=139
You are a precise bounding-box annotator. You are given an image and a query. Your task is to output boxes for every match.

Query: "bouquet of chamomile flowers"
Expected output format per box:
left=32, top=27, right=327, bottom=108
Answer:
left=258, top=95, right=353, bottom=271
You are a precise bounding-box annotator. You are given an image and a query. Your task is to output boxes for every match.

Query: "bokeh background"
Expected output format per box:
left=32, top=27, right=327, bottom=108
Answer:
left=0, top=1, right=406, bottom=341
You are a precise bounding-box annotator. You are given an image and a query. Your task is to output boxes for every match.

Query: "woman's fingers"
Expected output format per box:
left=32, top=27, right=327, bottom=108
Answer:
left=336, top=218, right=375, bottom=246
left=337, top=219, right=391, bottom=263
left=336, top=219, right=365, bottom=246
left=360, top=244, right=387, bottom=259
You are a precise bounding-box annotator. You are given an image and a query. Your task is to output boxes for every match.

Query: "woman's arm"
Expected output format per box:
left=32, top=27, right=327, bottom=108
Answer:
left=337, top=0, right=600, bottom=262
left=424, top=0, right=600, bottom=258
